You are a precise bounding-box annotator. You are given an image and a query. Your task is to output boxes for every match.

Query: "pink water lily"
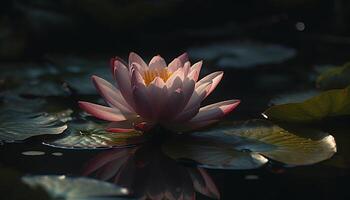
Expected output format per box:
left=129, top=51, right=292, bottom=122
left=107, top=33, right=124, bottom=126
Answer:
left=79, top=52, right=240, bottom=133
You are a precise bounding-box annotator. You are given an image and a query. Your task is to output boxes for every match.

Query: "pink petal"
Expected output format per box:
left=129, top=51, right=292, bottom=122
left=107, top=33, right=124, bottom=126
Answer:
left=106, top=127, right=135, bottom=133
left=131, top=68, right=146, bottom=86
left=148, top=77, right=168, bottom=119
left=174, top=103, right=200, bottom=122
left=183, top=81, right=212, bottom=111
left=167, top=77, right=183, bottom=95
left=189, top=168, right=220, bottom=199
left=184, top=119, right=219, bottom=131
left=196, top=71, right=223, bottom=98
left=176, top=77, right=195, bottom=114
left=114, top=156, right=136, bottom=187
left=188, top=61, right=202, bottom=82
left=177, top=52, right=189, bottom=64
left=149, top=55, right=167, bottom=70
left=79, top=101, right=127, bottom=121
left=129, top=52, right=148, bottom=69
left=132, top=85, right=153, bottom=119
left=161, top=89, right=184, bottom=120
left=106, top=118, right=145, bottom=133
left=166, top=68, right=185, bottom=90
left=92, top=75, right=134, bottom=114
left=168, top=58, right=182, bottom=72
left=189, top=100, right=240, bottom=122
left=110, top=57, right=127, bottom=77
left=97, top=159, right=128, bottom=181
left=183, top=61, right=191, bottom=76
left=134, top=121, right=155, bottom=132
left=130, top=62, right=145, bottom=73
left=82, top=149, right=132, bottom=176
left=114, top=60, right=135, bottom=108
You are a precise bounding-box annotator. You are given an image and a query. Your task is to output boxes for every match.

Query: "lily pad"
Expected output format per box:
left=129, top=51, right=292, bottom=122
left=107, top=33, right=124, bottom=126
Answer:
left=0, top=63, right=59, bottom=79
left=316, top=62, right=350, bottom=90
left=188, top=42, right=296, bottom=68
left=0, top=167, right=50, bottom=200
left=48, top=55, right=112, bottom=95
left=0, top=110, right=67, bottom=143
left=0, top=63, right=69, bottom=96
left=15, top=80, right=69, bottom=97
left=164, top=136, right=268, bottom=169
left=44, top=121, right=145, bottom=149
left=163, top=120, right=336, bottom=169
left=269, top=90, right=320, bottom=106
left=64, top=67, right=112, bottom=95
left=22, top=175, right=130, bottom=200
left=263, top=86, right=350, bottom=122
left=0, top=95, right=74, bottom=122
left=0, top=57, right=110, bottom=96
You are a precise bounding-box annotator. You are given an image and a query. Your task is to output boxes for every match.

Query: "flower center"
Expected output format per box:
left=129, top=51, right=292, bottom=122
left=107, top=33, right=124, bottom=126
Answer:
left=143, top=68, right=172, bottom=86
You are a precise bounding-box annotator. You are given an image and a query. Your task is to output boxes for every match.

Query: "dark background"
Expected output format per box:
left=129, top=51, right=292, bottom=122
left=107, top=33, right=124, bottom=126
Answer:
left=1, top=0, right=350, bottom=60
left=1, top=1, right=350, bottom=200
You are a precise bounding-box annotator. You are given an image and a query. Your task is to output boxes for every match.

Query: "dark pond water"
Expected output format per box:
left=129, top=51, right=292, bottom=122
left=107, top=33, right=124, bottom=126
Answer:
left=1, top=26, right=350, bottom=200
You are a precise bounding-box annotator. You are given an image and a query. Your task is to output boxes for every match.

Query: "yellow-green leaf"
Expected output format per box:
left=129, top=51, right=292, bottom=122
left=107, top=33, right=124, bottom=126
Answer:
left=163, top=120, right=336, bottom=169
left=316, top=62, right=350, bottom=90
left=263, top=86, right=350, bottom=122
left=43, top=121, right=145, bottom=149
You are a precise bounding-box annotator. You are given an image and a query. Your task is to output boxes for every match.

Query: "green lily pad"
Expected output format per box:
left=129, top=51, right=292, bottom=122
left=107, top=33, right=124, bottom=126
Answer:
left=188, top=41, right=296, bottom=68
left=0, top=110, right=67, bottom=143
left=316, top=62, right=350, bottom=90
left=163, top=120, right=336, bottom=169
left=49, top=55, right=112, bottom=95
left=263, top=86, right=350, bottom=122
left=0, top=167, right=50, bottom=200
left=15, top=80, right=69, bottom=97
left=164, top=136, right=268, bottom=169
left=22, top=175, right=130, bottom=200
left=44, top=121, right=145, bottom=149
left=0, top=95, right=74, bottom=122
left=269, top=90, right=320, bottom=106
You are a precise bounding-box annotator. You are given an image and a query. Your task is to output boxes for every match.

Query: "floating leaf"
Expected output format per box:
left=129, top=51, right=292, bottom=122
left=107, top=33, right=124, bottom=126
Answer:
left=0, top=58, right=110, bottom=96
left=316, top=62, right=350, bottom=90
left=0, top=95, right=74, bottom=122
left=269, top=90, right=320, bottom=106
left=263, top=86, right=350, bottom=122
left=0, top=94, right=47, bottom=112
left=0, top=167, right=50, bottom=200
left=164, top=136, right=268, bottom=169
left=44, top=121, right=145, bottom=149
left=21, top=151, right=46, bottom=156
left=0, top=63, right=59, bottom=80
left=15, top=79, right=69, bottom=96
left=163, top=120, right=336, bottom=169
left=221, top=120, right=336, bottom=165
left=163, top=131, right=268, bottom=169
left=188, top=42, right=296, bottom=68
left=49, top=55, right=112, bottom=95
left=0, top=110, right=67, bottom=143
left=64, top=67, right=112, bottom=95
left=22, top=175, right=130, bottom=200
left=0, top=63, right=69, bottom=96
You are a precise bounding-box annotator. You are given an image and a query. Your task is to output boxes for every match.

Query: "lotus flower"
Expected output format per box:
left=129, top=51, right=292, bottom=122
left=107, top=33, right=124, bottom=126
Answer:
left=79, top=52, right=240, bottom=133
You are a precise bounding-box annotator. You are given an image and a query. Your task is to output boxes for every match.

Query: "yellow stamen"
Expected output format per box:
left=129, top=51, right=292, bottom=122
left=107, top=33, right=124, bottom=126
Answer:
left=143, top=67, right=172, bottom=86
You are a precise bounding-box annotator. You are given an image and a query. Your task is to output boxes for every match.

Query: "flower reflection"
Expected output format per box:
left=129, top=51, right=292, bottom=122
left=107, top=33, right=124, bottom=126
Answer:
left=83, top=145, right=220, bottom=200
